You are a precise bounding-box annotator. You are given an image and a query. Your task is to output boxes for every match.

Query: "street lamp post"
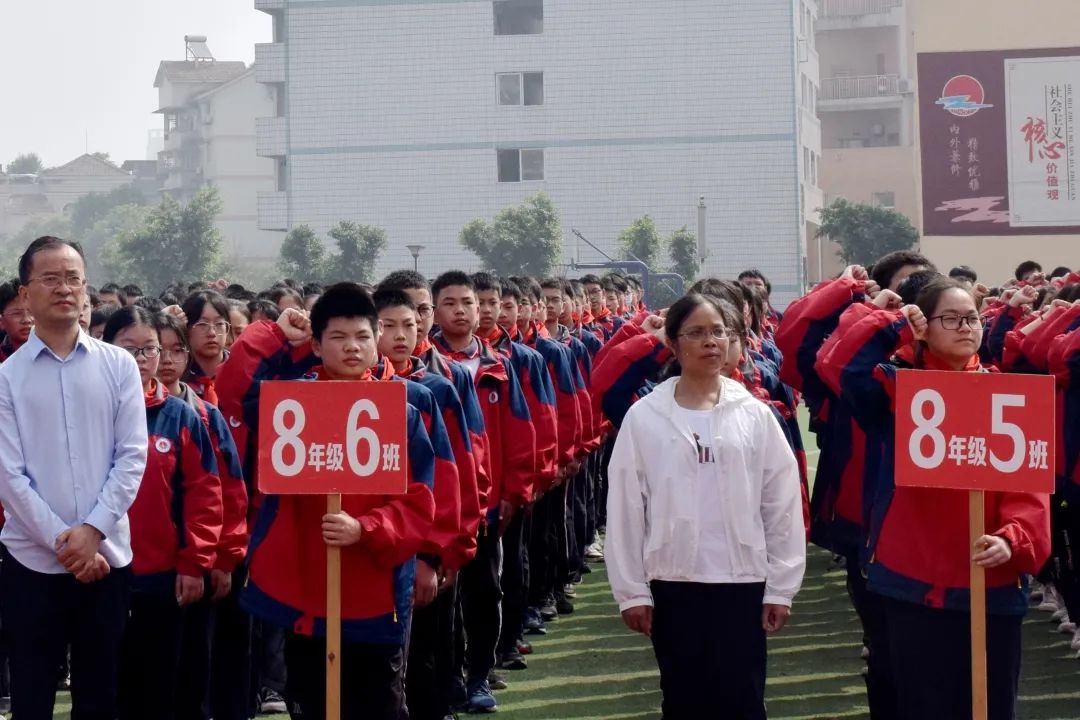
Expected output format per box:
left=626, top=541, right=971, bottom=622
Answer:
left=406, top=244, right=425, bottom=273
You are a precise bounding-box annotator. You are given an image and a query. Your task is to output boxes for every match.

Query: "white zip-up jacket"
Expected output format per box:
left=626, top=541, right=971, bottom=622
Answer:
left=605, top=375, right=806, bottom=611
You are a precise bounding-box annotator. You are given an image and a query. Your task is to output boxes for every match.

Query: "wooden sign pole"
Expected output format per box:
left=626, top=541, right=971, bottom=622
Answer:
left=327, top=493, right=343, bottom=720
left=969, top=490, right=988, bottom=720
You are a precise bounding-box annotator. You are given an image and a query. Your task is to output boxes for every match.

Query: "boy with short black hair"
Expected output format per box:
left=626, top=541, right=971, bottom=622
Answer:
left=215, top=283, right=437, bottom=720
left=429, top=270, right=536, bottom=712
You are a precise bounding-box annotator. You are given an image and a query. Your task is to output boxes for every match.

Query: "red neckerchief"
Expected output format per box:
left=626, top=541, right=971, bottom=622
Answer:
left=415, top=336, right=433, bottom=356
left=581, top=308, right=596, bottom=326
left=144, top=378, right=167, bottom=408
left=480, top=325, right=513, bottom=357
left=314, top=366, right=376, bottom=382
left=893, top=345, right=982, bottom=372
left=433, top=333, right=482, bottom=363
left=399, top=356, right=426, bottom=379
left=594, top=307, right=611, bottom=323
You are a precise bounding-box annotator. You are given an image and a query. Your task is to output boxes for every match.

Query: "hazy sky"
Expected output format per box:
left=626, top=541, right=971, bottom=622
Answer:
left=0, top=0, right=270, bottom=169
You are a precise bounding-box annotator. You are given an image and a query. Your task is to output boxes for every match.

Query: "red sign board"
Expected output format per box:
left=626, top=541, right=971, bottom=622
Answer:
left=257, top=381, right=408, bottom=495
left=895, top=370, right=1055, bottom=493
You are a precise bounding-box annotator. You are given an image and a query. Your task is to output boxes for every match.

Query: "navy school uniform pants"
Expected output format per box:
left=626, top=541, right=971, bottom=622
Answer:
left=881, top=596, right=1022, bottom=720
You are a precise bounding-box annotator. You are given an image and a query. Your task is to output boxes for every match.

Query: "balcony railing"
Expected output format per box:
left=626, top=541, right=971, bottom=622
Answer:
left=821, top=0, right=902, bottom=17
left=820, top=74, right=901, bottom=101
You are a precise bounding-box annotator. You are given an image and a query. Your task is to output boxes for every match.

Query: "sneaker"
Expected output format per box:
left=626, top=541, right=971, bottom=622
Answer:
left=1030, top=580, right=1045, bottom=603
left=555, top=594, right=575, bottom=615
left=499, top=650, right=528, bottom=670
left=580, top=563, right=592, bottom=575
left=1071, top=631, right=1080, bottom=651
left=1052, top=607, right=1068, bottom=622
left=1038, top=586, right=1059, bottom=613
left=584, top=543, right=604, bottom=561
left=540, top=601, right=558, bottom=622
left=563, top=584, right=577, bottom=598
left=1060, top=620, right=1077, bottom=634
left=860, top=646, right=870, bottom=660
left=260, top=689, right=288, bottom=714
left=517, top=639, right=533, bottom=655
left=467, top=680, right=498, bottom=712
left=523, top=607, right=544, bottom=631
left=487, top=671, right=508, bottom=690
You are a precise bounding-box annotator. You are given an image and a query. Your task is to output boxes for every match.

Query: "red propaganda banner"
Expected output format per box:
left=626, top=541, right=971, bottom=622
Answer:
left=257, top=381, right=408, bottom=495
left=895, top=370, right=1055, bottom=494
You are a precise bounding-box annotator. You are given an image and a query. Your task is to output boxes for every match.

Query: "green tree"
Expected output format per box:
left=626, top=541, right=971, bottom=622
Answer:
left=277, top=225, right=328, bottom=282
left=668, top=225, right=699, bottom=282
left=817, top=198, right=919, bottom=266
left=6, top=153, right=43, bottom=174
left=89, top=205, right=153, bottom=283
left=459, top=192, right=562, bottom=277
left=107, top=187, right=224, bottom=291
left=617, top=215, right=663, bottom=271
left=324, top=221, right=387, bottom=284
left=70, top=185, right=146, bottom=239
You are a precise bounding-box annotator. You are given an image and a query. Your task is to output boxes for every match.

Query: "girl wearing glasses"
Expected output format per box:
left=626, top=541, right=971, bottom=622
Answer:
left=816, top=277, right=1051, bottom=720
left=181, top=291, right=233, bottom=405
left=157, top=312, right=252, bottom=720
left=605, top=293, right=806, bottom=720
left=102, top=306, right=224, bottom=720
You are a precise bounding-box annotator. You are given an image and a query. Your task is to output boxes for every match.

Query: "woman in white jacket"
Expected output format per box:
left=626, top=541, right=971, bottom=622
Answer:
left=605, top=293, right=806, bottom=720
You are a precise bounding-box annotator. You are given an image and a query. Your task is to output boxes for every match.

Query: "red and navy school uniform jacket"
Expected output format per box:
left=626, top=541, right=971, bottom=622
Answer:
left=216, top=321, right=437, bottom=645
left=0, top=337, right=23, bottom=364
left=418, top=344, right=490, bottom=519
left=1049, top=326, right=1080, bottom=502
left=573, top=323, right=604, bottom=360
left=775, top=276, right=871, bottom=553
left=1004, top=305, right=1080, bottom=375
left=373, top=357, right=462, bottom=573
left=177, top=383, right=250, bottom=573
left=480, top=325, right=560, bottom=487
left=400, top=356, right=482, bottom=569
left=133, top=381, right=224, bottom=592
left=432, top=332, right=536, bottom=517
left=184, top=350, right=228, bottom=407
left=818, top=309, right=1051, bottom=615
left=590, top=323, right=669, bottom=429
left=592, top=308, right=625, bottom=343
left=541, top=323, right=597, bottom=453
left=505, top=324, right=585, bottom=469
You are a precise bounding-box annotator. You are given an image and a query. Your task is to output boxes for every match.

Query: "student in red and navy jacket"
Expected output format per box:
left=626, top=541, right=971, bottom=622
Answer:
left=181, top=291, right=234, bottom=406
left=375, top=288, right=480, bottom=720
left=214, top=286, right=437, bottom=720
left=103, top=306, right=224, bottom=720
left=430, top=270, right=535, bottom=712
left=1048, top=306, right=1080, bottom=629
left=156, top=311, right=253, bottom=720
left=816, top=277, right=1051, bottom=720
left=375, top=269, right=488, bottom=558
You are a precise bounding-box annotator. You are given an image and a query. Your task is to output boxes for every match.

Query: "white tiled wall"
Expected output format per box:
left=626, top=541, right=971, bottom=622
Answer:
left=265, top=0, right=812, bottom=301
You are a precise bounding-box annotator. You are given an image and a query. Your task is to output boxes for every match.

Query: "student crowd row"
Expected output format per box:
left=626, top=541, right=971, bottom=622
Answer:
left=0, top=235, right=1075, bottom=720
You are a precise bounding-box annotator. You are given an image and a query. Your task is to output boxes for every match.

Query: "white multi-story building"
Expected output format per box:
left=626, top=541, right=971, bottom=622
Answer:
left=255, top=0, right=821, bottom=303
left=154, top=38, right=280, bottom=268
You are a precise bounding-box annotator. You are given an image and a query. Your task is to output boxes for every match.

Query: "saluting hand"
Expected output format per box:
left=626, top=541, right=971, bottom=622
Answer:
left=1009, top=285, right=1039, bottom=308
left=901, top=305, right=929, bottom=341
left=872, top=289, right=903, bottom=311
left=642, top=315, right=665, bottom=341
left=277, top=308, right=313, bottom=346
left=162, top=304, right=188, bottom=325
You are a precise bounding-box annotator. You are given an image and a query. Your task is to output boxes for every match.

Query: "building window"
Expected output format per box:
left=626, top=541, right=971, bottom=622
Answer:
left=811, top=153, right=818, bottom=186
left=494, top=0, right=543, bottom=35
left=497, top=148, right=544, bottom=182
left=873, top=192, right=896, bottom=209
left=497, top=72, right=544, bottom=106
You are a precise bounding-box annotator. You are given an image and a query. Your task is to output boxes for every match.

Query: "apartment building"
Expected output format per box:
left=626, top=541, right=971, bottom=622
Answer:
left=255, top=0, right=822, bottom=303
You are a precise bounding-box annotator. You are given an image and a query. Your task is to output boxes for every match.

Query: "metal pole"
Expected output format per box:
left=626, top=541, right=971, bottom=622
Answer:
left=697, top=196, right=707, bottom=267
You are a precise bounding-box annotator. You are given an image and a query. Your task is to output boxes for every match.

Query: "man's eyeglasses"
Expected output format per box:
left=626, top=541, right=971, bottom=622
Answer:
left=29, top=275, right=86, bottom=290
left=929, top=315, right=982, bottom=331
left=122, top=346, right=162, bottom=359
left=192, top=320, right=231, bottom=335
left=416, top=304, right=434, bottom=319
left=678, top=327, right=735, bottom=343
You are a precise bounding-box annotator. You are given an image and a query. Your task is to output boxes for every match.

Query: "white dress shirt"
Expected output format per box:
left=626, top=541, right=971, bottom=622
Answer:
left=0, top=329, right=147, bottom=573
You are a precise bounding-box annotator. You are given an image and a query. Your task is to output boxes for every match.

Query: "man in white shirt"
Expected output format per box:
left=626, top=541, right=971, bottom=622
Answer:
left=0, top=236, right=147, bottom=720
